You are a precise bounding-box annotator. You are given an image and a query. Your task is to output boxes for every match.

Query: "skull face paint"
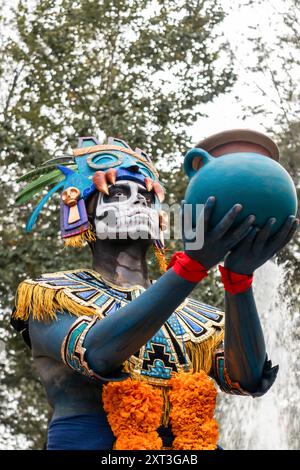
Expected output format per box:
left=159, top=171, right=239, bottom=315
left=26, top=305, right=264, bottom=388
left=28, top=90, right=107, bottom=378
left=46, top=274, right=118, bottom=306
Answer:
left=94, top=180, right=160, bottom=240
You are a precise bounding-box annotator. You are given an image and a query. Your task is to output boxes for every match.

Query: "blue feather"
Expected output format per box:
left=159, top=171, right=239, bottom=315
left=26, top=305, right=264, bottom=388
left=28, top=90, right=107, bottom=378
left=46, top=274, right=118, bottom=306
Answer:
left=56, top=164, right=75, bottom=177
left=26, top=180, right=65, bottom=232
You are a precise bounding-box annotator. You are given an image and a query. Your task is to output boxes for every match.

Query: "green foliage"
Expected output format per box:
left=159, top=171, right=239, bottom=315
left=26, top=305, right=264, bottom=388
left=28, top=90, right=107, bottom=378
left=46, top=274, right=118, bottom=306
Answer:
left=276, top=125, right=300, bottom=310
left=0, top=0, right=235, bottom=448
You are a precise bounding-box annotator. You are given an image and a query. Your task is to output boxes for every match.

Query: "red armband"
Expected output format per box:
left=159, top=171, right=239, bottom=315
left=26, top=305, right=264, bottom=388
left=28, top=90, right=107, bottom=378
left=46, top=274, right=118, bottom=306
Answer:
left=218, top=265, right=253, bottom=295
left=167, top=251, right=208, bottom=283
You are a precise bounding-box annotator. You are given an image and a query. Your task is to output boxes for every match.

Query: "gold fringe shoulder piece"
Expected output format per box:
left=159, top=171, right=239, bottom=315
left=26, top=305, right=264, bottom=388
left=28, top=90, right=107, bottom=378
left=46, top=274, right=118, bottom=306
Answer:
left=13, top=279, right=99, bottom=322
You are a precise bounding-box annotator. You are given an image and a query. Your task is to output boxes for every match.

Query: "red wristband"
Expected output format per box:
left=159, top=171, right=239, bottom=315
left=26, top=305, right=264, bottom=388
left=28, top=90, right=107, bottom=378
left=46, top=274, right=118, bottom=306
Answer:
left=167, top=251, right=208, bottom=283
left=218, top=265, right=253, bottom=295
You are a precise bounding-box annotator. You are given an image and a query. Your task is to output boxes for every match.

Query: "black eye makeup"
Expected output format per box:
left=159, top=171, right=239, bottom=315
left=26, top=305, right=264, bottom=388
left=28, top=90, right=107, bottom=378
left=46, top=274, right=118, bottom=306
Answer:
left=103, top=184, right=131, bottom=202
left=102, top=182, right=155, bottom=205
left=139, top=189, right=154, bottom=204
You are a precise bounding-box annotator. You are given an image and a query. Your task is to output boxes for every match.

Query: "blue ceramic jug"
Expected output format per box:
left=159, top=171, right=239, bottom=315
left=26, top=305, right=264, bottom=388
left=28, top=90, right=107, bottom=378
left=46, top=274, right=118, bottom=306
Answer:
left=184, top=147, right=297, bottom=233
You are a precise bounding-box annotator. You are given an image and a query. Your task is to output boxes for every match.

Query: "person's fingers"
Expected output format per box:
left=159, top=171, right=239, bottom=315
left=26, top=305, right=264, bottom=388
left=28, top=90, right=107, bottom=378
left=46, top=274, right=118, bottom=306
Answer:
left=181, top=199, right=188, bottom=239
left=270, top=218, right=299, bottom=254
left=194, top=196, right=216, bottom=239
left=244, top=226, right=260, bottom=246
left=180, top=200, right=184, bottom=229
left=181, top=199, right=194, bottom=241
left=211, top=204, right=243, bottom=239
left=253, top=217, right=277, bottom=251
left=203, top=196, right=216, bottom=232
left=225, top=215, right=256, bottom=248
left=281, top=219, right=299, bottom=246
left=182, top=196, right=216, bottom=241
left=268, top=215, right=297, bottom=253
left=180, top=199, right=186, bottom=218
left=232, top=225, right=260, bottom=253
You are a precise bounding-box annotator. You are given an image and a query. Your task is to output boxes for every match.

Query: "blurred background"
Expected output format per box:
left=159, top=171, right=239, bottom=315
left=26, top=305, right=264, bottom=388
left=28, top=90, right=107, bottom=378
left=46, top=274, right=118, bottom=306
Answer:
left=0, top=0, right=299, bottom=449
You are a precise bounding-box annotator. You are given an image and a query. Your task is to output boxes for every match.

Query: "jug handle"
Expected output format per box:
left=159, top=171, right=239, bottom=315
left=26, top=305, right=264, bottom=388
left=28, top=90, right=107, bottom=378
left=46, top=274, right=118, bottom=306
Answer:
left=183, top=148, right=213, bottom=179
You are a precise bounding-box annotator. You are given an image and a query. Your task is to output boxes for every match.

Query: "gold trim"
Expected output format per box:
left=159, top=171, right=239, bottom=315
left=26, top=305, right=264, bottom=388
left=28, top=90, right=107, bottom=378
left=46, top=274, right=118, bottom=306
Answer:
left=40, top=268, right=146, bottom=294
left=73, top=144, right=145, bottom=158
left=72, top=144, right=159, bottom=179
left=13, top=268, right=145, bottom=322
left=174, top=297, right=224, bottom=344
left=125, top=322, right=191, bottom=388
left=83, top=269, right=146, bottom=295
left=61, top=315, right=102, bottom=380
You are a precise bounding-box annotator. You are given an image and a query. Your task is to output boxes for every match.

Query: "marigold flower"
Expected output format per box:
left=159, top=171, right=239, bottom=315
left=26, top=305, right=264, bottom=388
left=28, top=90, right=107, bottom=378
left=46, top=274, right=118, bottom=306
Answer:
left=102, top=370, right=219, bottom=450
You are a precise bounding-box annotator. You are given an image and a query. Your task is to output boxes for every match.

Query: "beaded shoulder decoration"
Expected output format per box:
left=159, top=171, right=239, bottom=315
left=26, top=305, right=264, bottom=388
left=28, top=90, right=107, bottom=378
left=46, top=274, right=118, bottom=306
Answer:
left=13, top=268, right=224, bottom=386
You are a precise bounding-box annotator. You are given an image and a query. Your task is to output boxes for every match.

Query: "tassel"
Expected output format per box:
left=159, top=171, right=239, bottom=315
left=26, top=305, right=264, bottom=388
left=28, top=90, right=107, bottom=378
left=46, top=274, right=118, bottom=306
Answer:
left=161, top=386, right=171, bottom=427
left=64, top=234, right=85, bottom=248
left=63, top=228, right=96, bottom=248
left=184, top=331, right=224, bottom=374
left=84, top=228, right=97, bottom=243
left=154, top=245, right=168, bottom=274
left=13, top=281, right=99, bottom=322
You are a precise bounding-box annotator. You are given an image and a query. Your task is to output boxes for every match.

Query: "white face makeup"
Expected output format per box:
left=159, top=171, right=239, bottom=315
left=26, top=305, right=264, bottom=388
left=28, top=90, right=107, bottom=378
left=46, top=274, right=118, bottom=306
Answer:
left=94, top=180, right=160, bottom=240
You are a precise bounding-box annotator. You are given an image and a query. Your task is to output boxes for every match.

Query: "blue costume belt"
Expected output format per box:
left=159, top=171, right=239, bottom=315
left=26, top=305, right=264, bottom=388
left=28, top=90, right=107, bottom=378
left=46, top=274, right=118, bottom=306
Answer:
left=47, top=412, right=223, bottom=450
left=47, top=412, right=115, bottom=450
left=47, top=412, right=176, bottom=450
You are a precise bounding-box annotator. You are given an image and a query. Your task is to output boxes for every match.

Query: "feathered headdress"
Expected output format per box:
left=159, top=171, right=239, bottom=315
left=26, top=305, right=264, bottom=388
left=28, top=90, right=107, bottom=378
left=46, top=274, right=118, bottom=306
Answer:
left=16, top=136, right=166, bottom=253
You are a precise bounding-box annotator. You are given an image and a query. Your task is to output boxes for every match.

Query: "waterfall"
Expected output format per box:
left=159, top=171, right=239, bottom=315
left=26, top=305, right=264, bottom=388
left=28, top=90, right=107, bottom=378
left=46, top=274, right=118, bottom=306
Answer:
left=216, top=260, right=300, bottom=449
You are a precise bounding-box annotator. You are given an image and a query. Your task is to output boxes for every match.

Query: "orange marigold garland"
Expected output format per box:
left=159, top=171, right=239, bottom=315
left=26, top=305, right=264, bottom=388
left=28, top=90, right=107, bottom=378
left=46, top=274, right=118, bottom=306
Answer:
left=168, top=371, right=219, bottom=450
left=102, top=371, right=219, bottom=450
left=102, top=378, right=163, bottom=450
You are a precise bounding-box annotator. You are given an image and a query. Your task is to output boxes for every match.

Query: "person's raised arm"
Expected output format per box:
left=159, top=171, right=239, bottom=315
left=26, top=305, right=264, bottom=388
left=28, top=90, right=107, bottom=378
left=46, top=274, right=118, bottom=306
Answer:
left=221, top=215, right=298, bottom=394
left=30, top=197, right=256, bottom=380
